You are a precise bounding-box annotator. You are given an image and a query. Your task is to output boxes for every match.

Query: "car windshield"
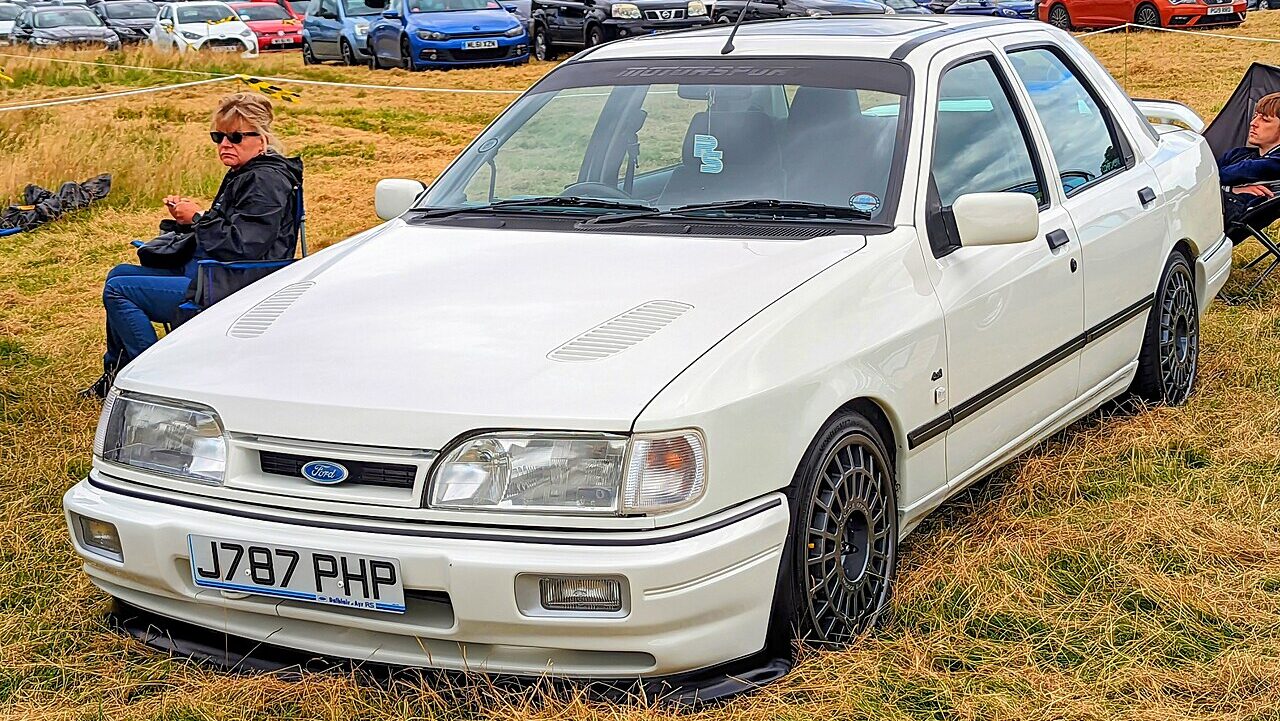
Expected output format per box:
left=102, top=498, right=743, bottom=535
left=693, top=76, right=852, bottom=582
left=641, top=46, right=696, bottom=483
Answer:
left=177, top=4, right=236, bottom=21
left=0, top=4, right=19, bottom=20
left=236, top=3, right=289, bottom=19
left=287, top=0, right=309, bottom=12
left=881, top=0, right=917, bottom=8
left=420, top=58, right=911, bottom=223
left=343, top=0, right=381, bottom=15
left=103, top=1, right=158, bottom=18
left=34, top=7, right=100, bottom=25
left=408, top=0, right=500, bottom=11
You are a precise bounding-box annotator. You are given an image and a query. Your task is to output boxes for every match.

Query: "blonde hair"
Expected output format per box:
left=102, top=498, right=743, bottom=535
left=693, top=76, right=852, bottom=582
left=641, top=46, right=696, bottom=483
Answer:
left=1257, top=92, right=1280, bottom=120
left=212, top=92, right=281, bottom=152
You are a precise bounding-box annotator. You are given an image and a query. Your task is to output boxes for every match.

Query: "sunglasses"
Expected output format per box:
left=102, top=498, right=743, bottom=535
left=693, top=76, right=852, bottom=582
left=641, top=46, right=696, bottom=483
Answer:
left=210, top=131, right=262, bottom=145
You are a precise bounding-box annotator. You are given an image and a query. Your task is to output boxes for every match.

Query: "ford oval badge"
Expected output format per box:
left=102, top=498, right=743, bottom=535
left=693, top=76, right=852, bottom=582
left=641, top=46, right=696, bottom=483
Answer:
left=300, top=460, right=349, bottom=485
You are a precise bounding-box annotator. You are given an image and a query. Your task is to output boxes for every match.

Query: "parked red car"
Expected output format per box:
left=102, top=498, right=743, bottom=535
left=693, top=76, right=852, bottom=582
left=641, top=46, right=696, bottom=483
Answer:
left=231, top=1, right=304, bottom=50
left=1037, top=0, right=1246, bottom=29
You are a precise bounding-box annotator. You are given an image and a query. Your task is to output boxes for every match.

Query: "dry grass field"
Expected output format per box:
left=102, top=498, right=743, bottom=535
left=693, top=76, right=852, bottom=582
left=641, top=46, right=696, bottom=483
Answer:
left=4, top=14, right=1280, bottom=721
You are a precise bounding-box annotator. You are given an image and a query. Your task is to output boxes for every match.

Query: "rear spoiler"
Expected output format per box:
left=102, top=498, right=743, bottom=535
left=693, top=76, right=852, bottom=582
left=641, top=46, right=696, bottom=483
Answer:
left=1133, top=99, right=1205, bottom=133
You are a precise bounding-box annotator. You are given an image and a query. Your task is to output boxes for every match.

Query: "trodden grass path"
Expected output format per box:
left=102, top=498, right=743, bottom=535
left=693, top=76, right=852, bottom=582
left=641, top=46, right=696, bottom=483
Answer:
left=4, top=18, right=1280, bottom=720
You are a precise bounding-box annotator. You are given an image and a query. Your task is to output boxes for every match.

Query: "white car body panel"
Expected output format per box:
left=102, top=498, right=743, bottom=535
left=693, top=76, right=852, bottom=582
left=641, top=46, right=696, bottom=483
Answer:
left=150, top=1, right=257, bottom=55
left=68, top=16, right=1231, bottom=678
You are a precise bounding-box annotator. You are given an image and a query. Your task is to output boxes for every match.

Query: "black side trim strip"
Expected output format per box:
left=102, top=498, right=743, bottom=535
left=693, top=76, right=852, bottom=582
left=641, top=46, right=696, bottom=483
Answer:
left=85, top=475, right=784, bottom=547
left=906, top=293, right=1155, bottom=450
left=890, top=18, right=1013, bottom=60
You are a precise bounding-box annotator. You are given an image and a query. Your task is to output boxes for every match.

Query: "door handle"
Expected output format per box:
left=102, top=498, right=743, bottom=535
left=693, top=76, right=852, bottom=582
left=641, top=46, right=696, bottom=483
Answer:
left=1046, top=228, right=1070, bottom=250
left=1138, top=186, right=1156, bottom=207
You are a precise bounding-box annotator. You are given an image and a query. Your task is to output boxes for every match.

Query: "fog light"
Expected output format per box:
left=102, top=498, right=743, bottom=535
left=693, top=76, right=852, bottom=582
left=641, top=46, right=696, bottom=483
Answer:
left=74, top=513, right=123, bottom=561
left=539, top=576, right=622, bottom=612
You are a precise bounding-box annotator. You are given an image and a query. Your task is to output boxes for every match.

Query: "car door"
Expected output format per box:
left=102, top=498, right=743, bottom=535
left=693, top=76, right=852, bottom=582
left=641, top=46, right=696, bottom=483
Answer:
left=1000, top=38, right=1168, bottom=396
left=918, top=46, right=1085, bottom=487
left=12, top=8, right=29, bottom=42
left=153, top=4, right=173, bottom=47
left=311, top=0, right=340, bottom=55
left=551, top=0, right=584, bottom=44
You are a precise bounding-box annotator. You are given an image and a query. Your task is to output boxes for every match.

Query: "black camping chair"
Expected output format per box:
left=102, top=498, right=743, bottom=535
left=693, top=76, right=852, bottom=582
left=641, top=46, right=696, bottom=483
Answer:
left=1224, top=184, right=1280, bottom=301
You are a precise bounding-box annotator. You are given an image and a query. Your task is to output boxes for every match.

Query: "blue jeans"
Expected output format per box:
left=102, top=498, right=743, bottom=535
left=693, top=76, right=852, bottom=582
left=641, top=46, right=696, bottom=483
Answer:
left=102, top=262, right=195, bottom=372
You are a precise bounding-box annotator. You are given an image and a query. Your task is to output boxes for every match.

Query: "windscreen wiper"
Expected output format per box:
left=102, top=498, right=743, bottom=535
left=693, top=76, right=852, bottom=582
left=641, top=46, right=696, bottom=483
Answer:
left=582, top=199, right=873, bottom=226
left=411, top=196, right=658, bottom=220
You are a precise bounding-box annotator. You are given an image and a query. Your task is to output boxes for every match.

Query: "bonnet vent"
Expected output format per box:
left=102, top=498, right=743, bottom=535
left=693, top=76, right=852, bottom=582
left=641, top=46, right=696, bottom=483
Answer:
left=548, top=300, right=693, bottom=362
left=228, top=282, right=315, bottom=339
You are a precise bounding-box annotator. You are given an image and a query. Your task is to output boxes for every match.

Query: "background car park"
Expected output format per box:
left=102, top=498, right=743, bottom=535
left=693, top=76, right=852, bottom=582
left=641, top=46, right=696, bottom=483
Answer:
left=365, top=0, right=527, bottom=71
left=945, top=0, right=1032, bottom=17
left=9, top=4, right=120, bottom=47
left=92, top=0, right=159, bottom=42
left=301, top=0, right=378, bottom=65
left=1039, top=0, right=1247, bottom=28
left=881, top=0, right=932, bottom=13
left=709, top=0, right=893, bottom=22
left=529, top=0, right=711, bottom=60
left=0, top=1, right=19, bottom=40
left=149, top=0, right=257, bottom=53
left=231, top=0, right=302, bottom=50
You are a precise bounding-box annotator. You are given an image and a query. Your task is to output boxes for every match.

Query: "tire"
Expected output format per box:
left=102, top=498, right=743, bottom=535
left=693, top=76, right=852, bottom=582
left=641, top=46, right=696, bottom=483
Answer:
left=785, top=412, right=898, bottom=645
left=533, top=22, right=555, bottom=60
left=400, top=35, right=418, bottom=71
left=716, top=12, right=733, bottom=22
left=340, top=38, right=356, bottom=65
left=584, top=23, right=604, bottom=48
left=1047, top=3, right=1071, bottom=29
left=1132, top=252, right=1199, bottom=406
left=1135, top=2, right=1161, bottom=27
left=301, top=39, right=317, bottom=64
left=367, top=42, right=380, bottom=69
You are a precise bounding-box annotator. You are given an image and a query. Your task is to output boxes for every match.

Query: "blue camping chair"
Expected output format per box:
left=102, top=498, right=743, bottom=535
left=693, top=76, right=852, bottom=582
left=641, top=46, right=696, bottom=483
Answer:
left=132, top=188, right=306, bottom=327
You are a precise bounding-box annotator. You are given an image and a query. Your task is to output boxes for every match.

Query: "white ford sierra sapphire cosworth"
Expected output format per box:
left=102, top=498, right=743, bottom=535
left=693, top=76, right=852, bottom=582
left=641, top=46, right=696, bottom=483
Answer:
left=66, top=15, right=1231, bottom=690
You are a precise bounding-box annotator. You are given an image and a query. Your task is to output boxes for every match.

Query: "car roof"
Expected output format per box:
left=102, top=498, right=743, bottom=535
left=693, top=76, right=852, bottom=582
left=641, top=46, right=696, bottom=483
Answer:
left=577, top=16, right=1044, bottom=63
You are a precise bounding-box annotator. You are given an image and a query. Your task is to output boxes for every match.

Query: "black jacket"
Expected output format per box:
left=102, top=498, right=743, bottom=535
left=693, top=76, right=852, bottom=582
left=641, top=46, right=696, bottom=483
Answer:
left=195, top=153, right=304, bottom=262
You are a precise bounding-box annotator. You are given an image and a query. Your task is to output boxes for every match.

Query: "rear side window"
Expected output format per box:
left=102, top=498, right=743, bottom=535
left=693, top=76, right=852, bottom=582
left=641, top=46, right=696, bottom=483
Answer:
left=931, top=57, right=1043, bottom=208
left=1007, top=47, right=1126, bottom=196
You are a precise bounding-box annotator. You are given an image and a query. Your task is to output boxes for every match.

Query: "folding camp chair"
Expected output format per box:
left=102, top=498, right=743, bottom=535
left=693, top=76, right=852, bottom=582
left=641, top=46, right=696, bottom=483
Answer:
left=1223, top=186, right=1280, bottom=302
left=172, top=186, right=307, bottom=326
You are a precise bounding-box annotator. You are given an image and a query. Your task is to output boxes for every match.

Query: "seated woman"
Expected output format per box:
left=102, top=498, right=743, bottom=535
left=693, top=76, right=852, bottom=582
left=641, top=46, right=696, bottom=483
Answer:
left=1220, top=92, right=1280, bottom=236
left=82, top=93, right=304, bottom=399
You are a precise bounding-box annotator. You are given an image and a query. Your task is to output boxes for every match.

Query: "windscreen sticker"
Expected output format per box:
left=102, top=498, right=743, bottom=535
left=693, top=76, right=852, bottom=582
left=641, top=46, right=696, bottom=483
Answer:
left=693, top=134, right=723, bottom=174
left=849, top=192, right=881, bottom=215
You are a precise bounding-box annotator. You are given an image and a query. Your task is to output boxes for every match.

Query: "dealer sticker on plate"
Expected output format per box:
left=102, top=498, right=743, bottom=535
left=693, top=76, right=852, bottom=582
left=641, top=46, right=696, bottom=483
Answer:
left=188, top=535, right=406, bottom=613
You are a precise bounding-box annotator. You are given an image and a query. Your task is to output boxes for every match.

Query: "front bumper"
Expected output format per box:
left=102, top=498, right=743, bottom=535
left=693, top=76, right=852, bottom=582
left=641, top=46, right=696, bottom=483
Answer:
left=412, top=35, right=528, bottom=67
left=256, top=33, right=303, bottom=50
left=1167, top=5, right=1246, bottom=24
left=190, top=37, right=258, bottom=55
left=64, top=475, right=789, bottom=678
left=603, top=16, right=712, bottom=39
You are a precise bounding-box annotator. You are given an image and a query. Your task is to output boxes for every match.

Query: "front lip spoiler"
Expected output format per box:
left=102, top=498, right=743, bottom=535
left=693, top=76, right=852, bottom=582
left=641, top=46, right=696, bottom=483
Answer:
left=109, top=598, right=793, bottom=707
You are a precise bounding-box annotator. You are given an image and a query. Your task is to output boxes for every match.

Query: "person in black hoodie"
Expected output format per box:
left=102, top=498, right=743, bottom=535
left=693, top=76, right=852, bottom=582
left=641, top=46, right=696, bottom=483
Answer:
left=82, top=93, right=304, bottom=398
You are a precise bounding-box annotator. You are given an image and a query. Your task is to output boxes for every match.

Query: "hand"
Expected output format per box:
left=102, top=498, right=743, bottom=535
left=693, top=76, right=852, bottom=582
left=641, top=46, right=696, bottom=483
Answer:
left=167, top=197, right=201, bottom=224
left=1234, top=184, right=1275, bottom=199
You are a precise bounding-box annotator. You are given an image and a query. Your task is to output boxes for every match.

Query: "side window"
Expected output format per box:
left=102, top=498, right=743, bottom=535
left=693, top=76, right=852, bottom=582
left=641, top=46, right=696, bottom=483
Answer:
left=318, top=0, right=337, bottom=16
left=931, top=57, right=1044, bottom=208
left=1007, top=47, right=1126, bottom=196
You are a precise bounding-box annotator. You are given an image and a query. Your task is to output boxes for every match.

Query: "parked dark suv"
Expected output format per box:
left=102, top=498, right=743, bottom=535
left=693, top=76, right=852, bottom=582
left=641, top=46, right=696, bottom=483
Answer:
left=530, top=0, right=710, bottom=59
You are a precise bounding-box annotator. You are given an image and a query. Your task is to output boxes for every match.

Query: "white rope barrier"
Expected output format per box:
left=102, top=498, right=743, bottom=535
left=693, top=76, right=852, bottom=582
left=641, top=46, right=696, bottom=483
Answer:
left=0, top=76, right=235, bottom=113
left=1078, top=22, right=1280, bottom=42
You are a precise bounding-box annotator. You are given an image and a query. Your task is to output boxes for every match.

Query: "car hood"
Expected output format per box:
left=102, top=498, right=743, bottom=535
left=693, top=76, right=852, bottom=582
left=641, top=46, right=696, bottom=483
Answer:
left=106, top=18, right=156, bottom=28
left=245, top=18, right=301, bottom=31
left=33, top=25, right=115, bottom=38
left=407, top=8, right=520, bottom=32
left=120, top=222, right=867, bottom=448
left=176, top=20, right=250, bottom=34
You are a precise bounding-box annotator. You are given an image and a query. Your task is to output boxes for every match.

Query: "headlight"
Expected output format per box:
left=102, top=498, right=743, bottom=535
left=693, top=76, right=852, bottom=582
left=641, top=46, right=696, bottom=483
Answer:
left=612, top=3, right=642, bottom=18
left=882, top=3, right=896, bottom=11
left=428, top=430, right=706, bottom=515
left=94, top=389, right=227, bottom=485
left=503, top=24, right=524, bottom=36
left=1000, top=6, right=1017, bottom=13
left=33, top=37, right=58, bottom=45
left=417, top=29, right=449, bottom=40
left=805, top=7, right=831, bottom=14
left=354, top=22, right=368, bottom=35
left=180, top=30, right=202, bottom=39
left=239, top=28, right=252, bottom=36
left=1167, top=0, right=1197, bottom=4
left=688, top=0, right=708, bottom=15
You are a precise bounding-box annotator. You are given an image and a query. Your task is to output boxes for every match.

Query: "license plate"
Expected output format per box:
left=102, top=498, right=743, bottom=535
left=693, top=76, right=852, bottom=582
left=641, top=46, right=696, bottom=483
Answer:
left=210, top=45, right=240, bottom=52
left=188, top=535, right=406, bottom=613
left=270, top=37, right=296, bottom=44
left=463, top=39, right=498, bottom=49
left=1208, top=6, right=1233, bottom=13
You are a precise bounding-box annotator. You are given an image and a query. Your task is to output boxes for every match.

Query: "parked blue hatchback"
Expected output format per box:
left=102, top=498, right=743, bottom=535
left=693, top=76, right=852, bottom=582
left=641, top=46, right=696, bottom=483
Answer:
left=366, top=0, right=528, bottom=70
left=942, top=0, right=1034, bottom=16
left=302, top=0, right=382, bottom=64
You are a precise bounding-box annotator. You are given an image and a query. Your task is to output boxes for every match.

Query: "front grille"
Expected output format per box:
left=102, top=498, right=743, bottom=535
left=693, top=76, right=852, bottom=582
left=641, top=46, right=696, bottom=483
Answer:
left=424, top=45, right=521, bottom=62
left=205, top=38, right=243, bottom=49
left=644, top=7, right=686, bottom=19
left=260, top=451, right=418, bottom=488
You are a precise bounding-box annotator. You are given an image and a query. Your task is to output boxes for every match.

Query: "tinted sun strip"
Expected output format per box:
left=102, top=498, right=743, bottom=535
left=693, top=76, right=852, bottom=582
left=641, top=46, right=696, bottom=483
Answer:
left=889, top=18, right=1013, bottom=61
left=906, top=294, right=1154, bottom=449
left=86, top=474, right=784, bottom=547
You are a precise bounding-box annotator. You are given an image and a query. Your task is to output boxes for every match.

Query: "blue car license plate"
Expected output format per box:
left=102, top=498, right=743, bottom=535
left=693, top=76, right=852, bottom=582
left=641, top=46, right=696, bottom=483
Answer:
left=463, top=39, right=498, bottom=49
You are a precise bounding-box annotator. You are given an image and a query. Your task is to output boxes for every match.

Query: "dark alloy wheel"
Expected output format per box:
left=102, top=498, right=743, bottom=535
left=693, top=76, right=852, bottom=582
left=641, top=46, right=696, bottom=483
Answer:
left=1135, top=3, right=1161, bottom=26
left=1133, top=253, right=1199, bottom=406
left=585, top=24, right=604, bottom=47
left=533, top=23, right=554, bottom=60
left=788, top=412, right=898, bottom=645
left=1048, top=4, right=1071, bottom=28
left=302, top=39, right=317, bottom=64
left=340, top=38, right=357, bottom=65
